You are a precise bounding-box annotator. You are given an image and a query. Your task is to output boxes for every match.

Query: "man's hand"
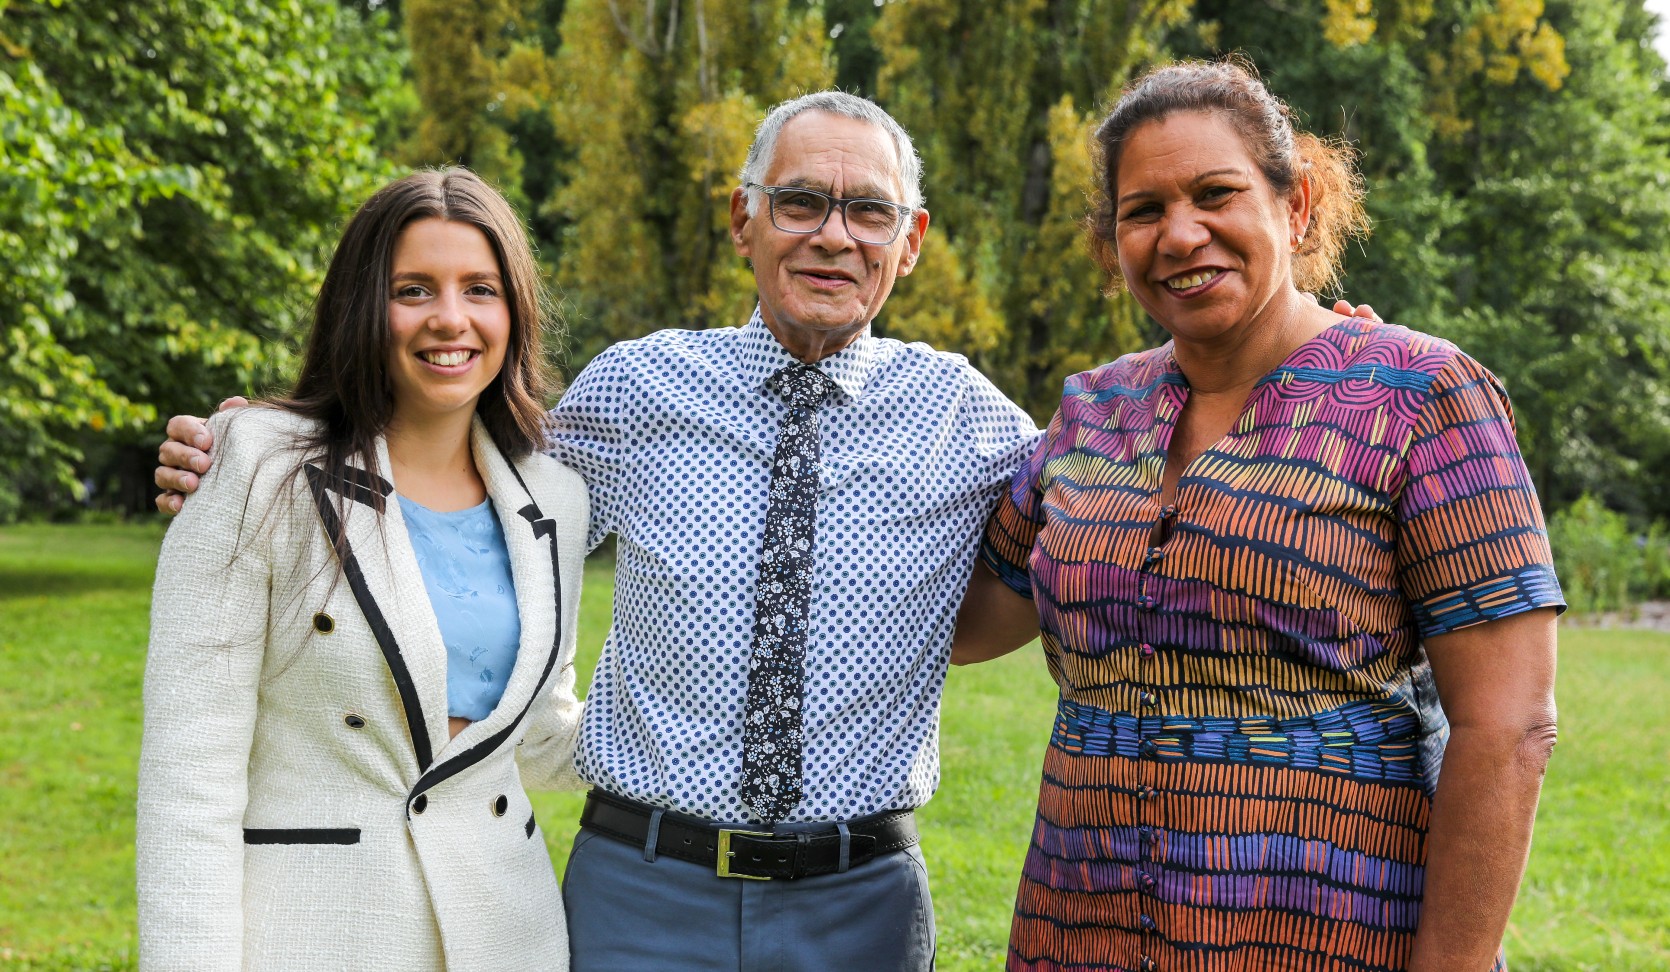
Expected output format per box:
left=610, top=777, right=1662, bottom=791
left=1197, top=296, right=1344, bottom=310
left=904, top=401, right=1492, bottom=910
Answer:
left=1331, top=298, right=1379, bottom=321
left=153, top=397, right=248, bottom=515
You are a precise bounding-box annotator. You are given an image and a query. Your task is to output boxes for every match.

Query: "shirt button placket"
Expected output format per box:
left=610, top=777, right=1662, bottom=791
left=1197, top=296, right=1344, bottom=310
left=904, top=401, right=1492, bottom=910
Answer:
left=1134, top=502, right=1179, bottom=947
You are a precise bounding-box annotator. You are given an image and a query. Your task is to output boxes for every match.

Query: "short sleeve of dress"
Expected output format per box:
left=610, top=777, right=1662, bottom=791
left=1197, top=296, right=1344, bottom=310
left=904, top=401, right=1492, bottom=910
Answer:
left=979, top=407, right=1064, bottom=600
left=1395, top=351, right=1567, bottom=638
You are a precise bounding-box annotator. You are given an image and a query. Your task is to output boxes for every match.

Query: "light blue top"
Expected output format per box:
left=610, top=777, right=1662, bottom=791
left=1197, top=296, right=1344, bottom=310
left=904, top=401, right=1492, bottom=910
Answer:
left=397, top=494, right=520, bottom=722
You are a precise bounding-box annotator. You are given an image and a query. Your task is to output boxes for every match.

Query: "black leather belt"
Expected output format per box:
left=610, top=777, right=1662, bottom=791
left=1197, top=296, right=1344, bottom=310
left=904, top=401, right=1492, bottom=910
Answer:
left=580, top=790, right=919, bottom=880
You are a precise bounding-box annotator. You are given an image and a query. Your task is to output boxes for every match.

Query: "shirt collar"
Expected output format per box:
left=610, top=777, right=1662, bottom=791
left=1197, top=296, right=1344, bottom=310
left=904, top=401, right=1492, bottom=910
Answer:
left=733, top=305, right=879, bottom=404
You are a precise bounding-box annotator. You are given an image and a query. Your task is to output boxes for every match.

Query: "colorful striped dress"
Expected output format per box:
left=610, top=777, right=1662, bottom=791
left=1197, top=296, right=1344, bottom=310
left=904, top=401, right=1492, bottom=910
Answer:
left=981, top=319, right=1564, bottom=972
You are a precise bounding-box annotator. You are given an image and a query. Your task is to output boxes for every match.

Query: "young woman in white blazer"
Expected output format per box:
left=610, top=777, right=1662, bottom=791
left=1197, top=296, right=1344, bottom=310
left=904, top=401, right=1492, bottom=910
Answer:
left=137, top=168, right=588, bottom=971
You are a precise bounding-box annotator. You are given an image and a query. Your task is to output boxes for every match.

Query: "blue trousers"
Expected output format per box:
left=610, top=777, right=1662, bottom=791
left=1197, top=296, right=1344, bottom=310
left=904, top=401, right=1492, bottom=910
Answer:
left=562, top=823, right=936, bottom=971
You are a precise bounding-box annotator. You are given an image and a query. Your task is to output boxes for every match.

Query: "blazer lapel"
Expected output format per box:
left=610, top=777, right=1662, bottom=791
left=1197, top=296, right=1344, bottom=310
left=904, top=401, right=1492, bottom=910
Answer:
left=303, top=442, right=451, bottom=775
left=412, top=420, right=567, bottom=799
left=438, top=420, right=559, bottom=756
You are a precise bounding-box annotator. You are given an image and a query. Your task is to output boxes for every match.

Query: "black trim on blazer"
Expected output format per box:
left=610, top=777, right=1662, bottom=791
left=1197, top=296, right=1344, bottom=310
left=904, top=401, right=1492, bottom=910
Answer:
left=305, top=463, right=434, bottom=772
left=525, top=813, right=537, bottom=839
left=315, top=461, right=393, bottom=509
left=407, top=453, right=565, bottom=807
left=244, top=827, right=361, bottom=845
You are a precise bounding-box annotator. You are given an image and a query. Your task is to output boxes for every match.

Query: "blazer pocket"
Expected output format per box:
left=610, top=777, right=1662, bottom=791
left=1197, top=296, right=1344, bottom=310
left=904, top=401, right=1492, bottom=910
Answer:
left=244, top=827, right=361, bottom=845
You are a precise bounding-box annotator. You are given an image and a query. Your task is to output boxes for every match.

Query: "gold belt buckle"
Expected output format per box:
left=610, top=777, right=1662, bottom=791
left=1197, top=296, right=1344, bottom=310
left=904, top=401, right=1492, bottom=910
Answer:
left=716, top=828, right=774, bottom=880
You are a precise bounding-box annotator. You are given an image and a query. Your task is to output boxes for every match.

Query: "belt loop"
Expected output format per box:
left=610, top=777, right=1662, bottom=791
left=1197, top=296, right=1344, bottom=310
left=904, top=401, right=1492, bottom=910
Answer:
left=643, top=808, right=664, bottom=863
left=837, top=822, right=852, bottom=873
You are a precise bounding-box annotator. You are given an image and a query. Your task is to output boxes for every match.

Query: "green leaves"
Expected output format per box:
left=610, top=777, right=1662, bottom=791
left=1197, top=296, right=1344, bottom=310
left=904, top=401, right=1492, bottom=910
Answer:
left=7, top=0, right=1667, bottom=531
left=0, top=0, right=405, bottom=517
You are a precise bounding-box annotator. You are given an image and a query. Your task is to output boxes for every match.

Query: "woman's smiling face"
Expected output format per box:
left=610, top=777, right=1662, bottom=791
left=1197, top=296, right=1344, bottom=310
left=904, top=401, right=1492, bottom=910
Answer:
left=1113, top=110, right=1309, bottom=346
left=384, top=217, right=511, bottom=429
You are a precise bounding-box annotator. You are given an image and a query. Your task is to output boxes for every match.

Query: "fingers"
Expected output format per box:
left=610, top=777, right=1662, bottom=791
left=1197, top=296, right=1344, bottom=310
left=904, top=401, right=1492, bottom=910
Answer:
left=153, top=461, right=200, bottom=494
left=158, top=439, right=210, bottom=476
left=218, top=396, right=249, bottom=413
left=1331, top=299, right=1383, bottom=322
left=154, top=489, right=185, bottom=517
left=165, top=413, right=212, bottom=450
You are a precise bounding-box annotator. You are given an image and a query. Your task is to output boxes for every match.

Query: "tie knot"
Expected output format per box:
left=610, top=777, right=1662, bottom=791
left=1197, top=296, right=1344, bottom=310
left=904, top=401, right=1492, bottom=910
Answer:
left=769, top=364, right=835, bottom=411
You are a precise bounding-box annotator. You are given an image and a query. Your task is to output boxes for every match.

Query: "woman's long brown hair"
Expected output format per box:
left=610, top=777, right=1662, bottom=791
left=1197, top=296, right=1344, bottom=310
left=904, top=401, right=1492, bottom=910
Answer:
left=268, top=166, right=556, bottom=513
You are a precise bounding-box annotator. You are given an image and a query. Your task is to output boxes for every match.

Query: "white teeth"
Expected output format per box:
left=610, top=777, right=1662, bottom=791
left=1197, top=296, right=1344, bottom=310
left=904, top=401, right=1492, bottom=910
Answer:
left=420, top=350, right=473, bottom=367
left=1166, top=270, right=1219, bottom=290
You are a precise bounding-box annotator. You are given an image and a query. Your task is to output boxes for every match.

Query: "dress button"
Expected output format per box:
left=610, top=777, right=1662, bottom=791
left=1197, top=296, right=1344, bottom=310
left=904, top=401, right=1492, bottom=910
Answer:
left=1140, top=739, right=1158, bottom=757
left=1139, top=643, right=1155, bottom=657
left=1139, top=913, right=1157, bottom=932
left=1137, top=595, right=1157, bottom=611
left=1138, top=826, right=1154, bottom=845
left=1139, top=871, right=1157, bottom=891
left=1160, top=504, right=1178, bottom=518
left=1137, top=785, right=1156, bottom=801
left=1140, top=691, right=1157, bottom=707
left=343, top=713, right=366, bottom=729
left=1141, top=956, right=1158, bottom=972
left=1144, top=546, right=1165, bottom=564
left=411, top=794, right=427, bottom=815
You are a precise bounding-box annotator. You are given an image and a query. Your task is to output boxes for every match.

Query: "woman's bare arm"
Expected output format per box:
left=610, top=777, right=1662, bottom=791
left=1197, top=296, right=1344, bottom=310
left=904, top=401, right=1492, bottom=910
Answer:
left=1408, top=607, right=1559, bottom=971
left=950, top=561, right=1042, bottom=665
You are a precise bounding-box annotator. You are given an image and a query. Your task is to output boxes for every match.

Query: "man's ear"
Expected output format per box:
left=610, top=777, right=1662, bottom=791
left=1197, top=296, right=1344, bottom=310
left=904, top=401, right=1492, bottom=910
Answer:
left=729, top=187, right=754, bottom=258
left=894, top=208, right=930, bottom=277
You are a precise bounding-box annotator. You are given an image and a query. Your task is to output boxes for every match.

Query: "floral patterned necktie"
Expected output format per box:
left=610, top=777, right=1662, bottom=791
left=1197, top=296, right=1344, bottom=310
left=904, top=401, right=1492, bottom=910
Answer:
left=739, top=363, right=836, bottom=822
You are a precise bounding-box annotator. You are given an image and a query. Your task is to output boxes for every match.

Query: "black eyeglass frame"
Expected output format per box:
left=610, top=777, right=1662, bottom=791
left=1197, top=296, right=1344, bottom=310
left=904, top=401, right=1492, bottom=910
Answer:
left=744, top=182, right=916, bottom=245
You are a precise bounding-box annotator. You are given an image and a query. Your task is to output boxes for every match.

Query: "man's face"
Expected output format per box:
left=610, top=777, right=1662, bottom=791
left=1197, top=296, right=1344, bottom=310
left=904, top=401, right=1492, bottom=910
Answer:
left=730, top=111, right=929, bottom=362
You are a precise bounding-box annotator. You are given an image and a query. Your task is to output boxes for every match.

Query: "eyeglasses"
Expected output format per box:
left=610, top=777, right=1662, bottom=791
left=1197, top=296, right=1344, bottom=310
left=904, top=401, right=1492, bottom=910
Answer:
left=745, top=183, right=914, bottom=245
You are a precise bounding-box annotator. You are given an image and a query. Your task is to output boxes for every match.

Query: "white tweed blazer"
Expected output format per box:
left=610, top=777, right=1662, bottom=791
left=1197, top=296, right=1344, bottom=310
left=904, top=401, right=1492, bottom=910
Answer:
left=137, top=407, right=588, bottom=971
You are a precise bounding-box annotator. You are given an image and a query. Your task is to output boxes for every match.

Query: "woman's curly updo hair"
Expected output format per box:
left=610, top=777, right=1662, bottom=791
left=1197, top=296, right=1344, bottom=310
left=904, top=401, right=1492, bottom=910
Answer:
left=1088, top=57, right=1370, bottom=296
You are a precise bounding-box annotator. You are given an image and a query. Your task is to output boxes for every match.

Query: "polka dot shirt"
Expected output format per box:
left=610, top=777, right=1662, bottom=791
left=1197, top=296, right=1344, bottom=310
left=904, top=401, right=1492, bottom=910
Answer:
left=548, top=308, right=1040, bottom=823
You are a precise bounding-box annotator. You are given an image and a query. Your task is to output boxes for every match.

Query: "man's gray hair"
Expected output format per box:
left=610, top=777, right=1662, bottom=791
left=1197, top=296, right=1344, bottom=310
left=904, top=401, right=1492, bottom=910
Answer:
left=739, top=91, right=924, bottom=215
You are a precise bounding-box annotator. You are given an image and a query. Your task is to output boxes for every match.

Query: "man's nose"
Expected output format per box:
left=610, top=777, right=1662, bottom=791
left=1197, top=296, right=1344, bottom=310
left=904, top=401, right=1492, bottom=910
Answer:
left=808, top=204, right=859, bottom=251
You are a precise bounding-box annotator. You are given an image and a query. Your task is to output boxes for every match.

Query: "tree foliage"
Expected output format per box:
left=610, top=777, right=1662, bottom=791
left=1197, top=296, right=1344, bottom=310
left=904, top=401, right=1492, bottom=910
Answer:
left=545, top=0, right=835, bottom=362
left=6, top=0, right=1669, bottom=529
left=1181, top=0, right=1670, bottom=518
left=0, top=0, right=405, bottom=516
left=872, top=0, right=1190, bottom=415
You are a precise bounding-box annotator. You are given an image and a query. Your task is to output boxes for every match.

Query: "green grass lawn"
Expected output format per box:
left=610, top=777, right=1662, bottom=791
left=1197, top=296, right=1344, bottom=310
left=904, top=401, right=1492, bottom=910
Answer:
left=2, top=523, right=1666, bottom=970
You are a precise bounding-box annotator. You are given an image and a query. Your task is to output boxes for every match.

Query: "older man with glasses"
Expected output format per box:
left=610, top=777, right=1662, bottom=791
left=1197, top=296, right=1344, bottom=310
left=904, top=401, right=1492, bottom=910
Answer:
left=544, top=92, right=1043, bottom=970
left=155, top=91, right=1039, bottom=971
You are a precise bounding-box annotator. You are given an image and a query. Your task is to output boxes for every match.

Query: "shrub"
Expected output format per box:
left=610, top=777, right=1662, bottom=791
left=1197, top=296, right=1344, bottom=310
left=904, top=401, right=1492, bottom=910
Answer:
left=1547, top=494, right=1670, bottom=616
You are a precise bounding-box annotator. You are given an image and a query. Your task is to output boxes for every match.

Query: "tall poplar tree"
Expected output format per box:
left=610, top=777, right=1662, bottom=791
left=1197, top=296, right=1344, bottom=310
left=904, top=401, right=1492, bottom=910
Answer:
left=545, top=0, right=835, bottom=363
left=871, top=0, right=1194, bottom=417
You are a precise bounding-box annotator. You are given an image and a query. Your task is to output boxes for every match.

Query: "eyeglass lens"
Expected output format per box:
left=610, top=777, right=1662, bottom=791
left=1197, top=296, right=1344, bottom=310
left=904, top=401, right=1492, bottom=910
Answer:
left=769, top=189, right=904, bottom=244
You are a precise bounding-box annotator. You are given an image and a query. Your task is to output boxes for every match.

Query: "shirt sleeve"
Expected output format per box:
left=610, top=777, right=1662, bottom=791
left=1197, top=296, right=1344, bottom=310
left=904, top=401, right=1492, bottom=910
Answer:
left=979, top=405, right=1063, bottom=600
left=1395, top=351, right=1566, bottom=638
left=956, top=362, right=1043, bottom=491
left=545, top=348, right=632, bottom=553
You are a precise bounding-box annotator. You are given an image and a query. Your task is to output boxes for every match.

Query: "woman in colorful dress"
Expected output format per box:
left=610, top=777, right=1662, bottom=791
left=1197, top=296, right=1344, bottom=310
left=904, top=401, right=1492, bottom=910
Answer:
left=137, top=168, right=588, bottom=970
left=954, top=60, right=1564, bottom=972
